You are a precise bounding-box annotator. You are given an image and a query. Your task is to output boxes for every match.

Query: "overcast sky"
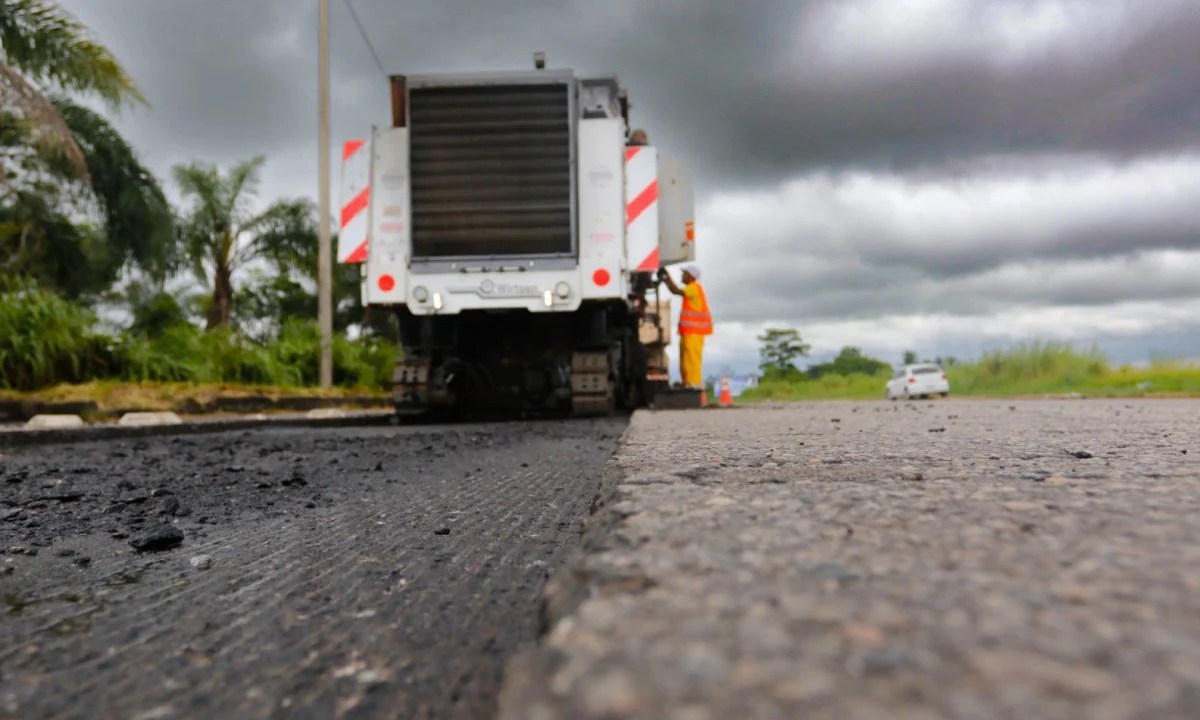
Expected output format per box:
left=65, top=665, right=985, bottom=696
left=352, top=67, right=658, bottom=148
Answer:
left=59, top=0, right=1200, bottom=373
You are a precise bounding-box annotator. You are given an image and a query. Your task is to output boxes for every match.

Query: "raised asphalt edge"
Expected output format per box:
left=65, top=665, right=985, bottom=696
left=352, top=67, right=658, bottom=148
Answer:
left=495, top=411, right=649, bottom=715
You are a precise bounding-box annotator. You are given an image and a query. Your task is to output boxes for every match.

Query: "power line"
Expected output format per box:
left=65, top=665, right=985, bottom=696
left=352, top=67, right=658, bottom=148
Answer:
left=341, top=0, right=387, bottom=77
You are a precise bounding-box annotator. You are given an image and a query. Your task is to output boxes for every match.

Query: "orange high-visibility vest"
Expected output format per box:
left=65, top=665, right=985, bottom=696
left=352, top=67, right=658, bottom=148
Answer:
left=679, top=281, right=713, bottom=336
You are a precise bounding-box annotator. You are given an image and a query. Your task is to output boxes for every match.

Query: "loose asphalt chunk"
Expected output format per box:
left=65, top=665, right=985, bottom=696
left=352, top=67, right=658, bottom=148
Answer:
left=128, top=524, right=184, bottom=552
left=160, top=496, right=181, bottom=516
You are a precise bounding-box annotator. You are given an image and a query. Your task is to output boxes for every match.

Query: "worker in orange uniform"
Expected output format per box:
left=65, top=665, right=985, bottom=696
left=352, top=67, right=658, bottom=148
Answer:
left=657, top=264, right=712, bottom=388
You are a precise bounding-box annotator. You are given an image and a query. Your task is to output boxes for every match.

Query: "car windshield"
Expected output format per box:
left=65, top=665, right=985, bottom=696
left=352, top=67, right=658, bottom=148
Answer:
left=912, top=366, right=942, bottom=375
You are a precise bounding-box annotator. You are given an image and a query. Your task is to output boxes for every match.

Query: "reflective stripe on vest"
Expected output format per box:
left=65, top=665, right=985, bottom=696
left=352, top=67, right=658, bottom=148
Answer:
left=679, top=281, right=713, bottom=336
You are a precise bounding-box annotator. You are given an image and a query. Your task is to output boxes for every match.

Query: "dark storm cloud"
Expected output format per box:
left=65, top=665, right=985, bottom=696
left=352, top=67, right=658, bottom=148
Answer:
left=693, top=151, right=1200, bottom=325
left=710, top=250, right=1200, bottom=324
left=61, top=0, right=1200, bottom=192
left=63, top=2, right=320, bottom=168
left=735, top=1, right=1200, bottom=181
left=345, top=0, right=1200, bottom=187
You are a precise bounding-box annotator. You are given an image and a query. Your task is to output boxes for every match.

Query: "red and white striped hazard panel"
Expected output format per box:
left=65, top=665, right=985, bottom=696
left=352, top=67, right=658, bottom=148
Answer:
left=625, top=145, right=659, bottom=272
left=337, top=139, right=370, bottom=264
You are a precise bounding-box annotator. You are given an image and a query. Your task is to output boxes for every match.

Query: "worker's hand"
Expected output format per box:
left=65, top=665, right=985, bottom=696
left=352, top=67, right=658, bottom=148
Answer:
left=656, top=268, right=667, bottom=281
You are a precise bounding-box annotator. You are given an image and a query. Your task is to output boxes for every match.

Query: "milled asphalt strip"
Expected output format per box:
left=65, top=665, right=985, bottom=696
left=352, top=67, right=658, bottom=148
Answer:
left=2, top=419, right=627, bottom=719
left=0, top=410, right=397, bottom=449
left=498, top=400, right=1200, bottom=720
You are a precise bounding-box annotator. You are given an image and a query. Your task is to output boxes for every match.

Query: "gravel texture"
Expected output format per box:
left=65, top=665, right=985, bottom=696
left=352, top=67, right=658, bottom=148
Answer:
left=500, top=400, right=1200, bottom=720
left=0, top=418, right=625, bottom=719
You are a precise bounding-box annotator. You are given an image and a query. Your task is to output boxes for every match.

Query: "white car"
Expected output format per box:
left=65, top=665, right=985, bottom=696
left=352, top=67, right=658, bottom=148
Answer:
left=886, top=364, right=950, bottom=400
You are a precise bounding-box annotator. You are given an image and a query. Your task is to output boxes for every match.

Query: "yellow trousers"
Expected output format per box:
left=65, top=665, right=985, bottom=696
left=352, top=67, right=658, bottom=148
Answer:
left=680, top=334, right=705, bottom=388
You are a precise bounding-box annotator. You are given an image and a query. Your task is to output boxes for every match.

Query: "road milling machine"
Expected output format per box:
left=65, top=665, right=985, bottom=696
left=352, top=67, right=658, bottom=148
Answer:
left=338, top=58, right=696, bottom=416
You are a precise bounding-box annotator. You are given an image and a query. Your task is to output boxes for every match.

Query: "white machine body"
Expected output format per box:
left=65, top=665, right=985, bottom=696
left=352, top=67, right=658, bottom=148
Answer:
left=339, top=70, right=695, bottom=317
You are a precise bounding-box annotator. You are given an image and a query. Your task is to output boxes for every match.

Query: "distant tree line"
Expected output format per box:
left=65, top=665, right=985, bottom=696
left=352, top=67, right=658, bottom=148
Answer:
left=758, top=328, right=956, bottom=382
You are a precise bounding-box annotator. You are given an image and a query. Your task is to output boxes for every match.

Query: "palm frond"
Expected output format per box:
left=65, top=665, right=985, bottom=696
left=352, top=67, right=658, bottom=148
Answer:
left=172, top=162, right=221, bottom=200
left=0, top=0, right=143, bottom=106
left=247, top=198, right=317, bottom=275
left=0, top=61, right=86, bottom=176
left=224, top=155, right=265, bottom=220
left=54, top=96, right=174, bottom=280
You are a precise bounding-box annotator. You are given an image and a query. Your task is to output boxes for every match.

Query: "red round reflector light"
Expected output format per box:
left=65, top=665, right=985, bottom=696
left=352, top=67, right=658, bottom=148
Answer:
left=378, top=274, right=396, bottom=292
left=592, top=269, right=611, bottom=287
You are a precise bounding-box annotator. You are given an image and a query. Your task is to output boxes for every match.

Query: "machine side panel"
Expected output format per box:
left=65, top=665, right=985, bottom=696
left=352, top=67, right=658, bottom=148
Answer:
left=338, top=139, right=370, bottom=263
left=658, top=156, right=696, bottom=265
left=681, top=162, right=695, bottom=262
left=365, top=126, right=410, bottom=305
left=578, top=119, right=627, bottom=300
left=625, top=145, right=660, bottom=272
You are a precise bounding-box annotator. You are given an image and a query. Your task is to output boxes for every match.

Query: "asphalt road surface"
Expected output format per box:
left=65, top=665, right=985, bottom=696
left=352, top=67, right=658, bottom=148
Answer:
left=501, top=400, right=1200, bottom=720
left=0, top=419, right=626, bottom=720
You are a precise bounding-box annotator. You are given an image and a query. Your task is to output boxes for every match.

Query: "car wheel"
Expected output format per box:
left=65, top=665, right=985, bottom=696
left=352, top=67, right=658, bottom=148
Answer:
left=941, top=392, right=949, bottom=398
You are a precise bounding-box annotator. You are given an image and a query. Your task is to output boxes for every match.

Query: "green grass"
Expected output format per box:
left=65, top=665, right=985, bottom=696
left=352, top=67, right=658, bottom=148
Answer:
left=112, top=321, right=397, bottom=390
left=0, top=281, right=111, bottom=390
left=945, top=342, right=1106, bottom=395
left=739, top=342, right=1200, bottom=402
left=1097, top=361, right=1200, bottom=395
left=947, top=343, right=1200, bottom=397
left=740, top=371, right=891, bottom=401
left=1, top=283, right=399, bottom=392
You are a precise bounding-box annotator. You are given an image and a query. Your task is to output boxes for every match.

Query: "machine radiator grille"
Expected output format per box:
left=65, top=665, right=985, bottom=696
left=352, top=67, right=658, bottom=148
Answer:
left=409, top=83, right=573, bottom=258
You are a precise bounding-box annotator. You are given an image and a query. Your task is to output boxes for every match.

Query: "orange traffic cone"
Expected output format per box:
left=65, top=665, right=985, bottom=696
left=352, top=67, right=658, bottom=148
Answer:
left=719, top=377, right=733, bottom=407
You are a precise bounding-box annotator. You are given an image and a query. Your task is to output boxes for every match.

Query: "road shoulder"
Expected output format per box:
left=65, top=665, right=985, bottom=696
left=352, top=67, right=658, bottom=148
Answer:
left=499, top=401, right=1200, bottom=720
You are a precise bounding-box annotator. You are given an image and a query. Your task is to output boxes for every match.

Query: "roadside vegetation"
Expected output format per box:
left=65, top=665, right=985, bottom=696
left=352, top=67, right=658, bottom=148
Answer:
left=740, top=334, right=1200, bottom=402
left=1, top=1, right=397, bottom=399
left=0, top=282, right=396, bottom=393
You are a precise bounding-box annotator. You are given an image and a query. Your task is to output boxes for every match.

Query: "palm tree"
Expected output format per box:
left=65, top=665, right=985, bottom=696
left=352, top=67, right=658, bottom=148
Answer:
left=1, top=0, right=142, bottom=174
left=1, top=1, right=171, bottom=294
left=174, top=157, right=317, bottom=329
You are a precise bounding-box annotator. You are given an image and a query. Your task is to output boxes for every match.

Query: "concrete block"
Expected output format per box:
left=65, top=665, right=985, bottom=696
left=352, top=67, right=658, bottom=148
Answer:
left=118, top=412, right=184, bottom=427
left=306, top=408, right=347, bottom=420
left=26, top=414, right=85, bottom=430
left=649, top=389, right=706, bottom=410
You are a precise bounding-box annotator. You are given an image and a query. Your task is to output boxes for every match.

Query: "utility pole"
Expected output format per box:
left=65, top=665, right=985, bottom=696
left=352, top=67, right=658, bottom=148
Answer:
left=317, top=0, right=333, bottom=387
